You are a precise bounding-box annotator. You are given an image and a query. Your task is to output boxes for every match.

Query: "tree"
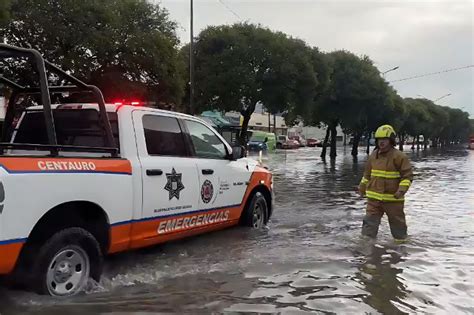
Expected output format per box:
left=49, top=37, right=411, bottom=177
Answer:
left=1, top=0, right=185, bottom=104
left=423, top=102, right=449, bottom=148
left=310, top=51, right=391, bottom=158
left=442, top=107, right=470, bottom=145
left=191, top=23, right=319, bottom=145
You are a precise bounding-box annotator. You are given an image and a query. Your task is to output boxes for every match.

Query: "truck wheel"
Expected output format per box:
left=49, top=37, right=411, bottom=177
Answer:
left=32, top=227, right=103, bottom=296
left=242, top=192, right=268, bottom=229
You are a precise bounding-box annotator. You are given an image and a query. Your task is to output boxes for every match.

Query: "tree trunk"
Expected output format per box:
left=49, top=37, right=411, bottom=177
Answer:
left=238, top=103, right=257, bottom=147
left=416, top=135, right=420, bottom=150
left=351, top=132, right=362, bottom=156
left=320, top=127, right=330, bottom=159
left=268, top=112, right=271, bottom=132
left=366, top=131, right=371, bottom=154
left=273, top=113, right=276, bottom=134
left=398, top=133, right=404, bottom=151
left=330, top=123, right=337, bottom=159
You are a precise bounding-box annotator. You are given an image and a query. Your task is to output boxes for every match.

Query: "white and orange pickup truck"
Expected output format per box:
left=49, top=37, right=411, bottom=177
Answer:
left=0, top=45, right=273, bottom=296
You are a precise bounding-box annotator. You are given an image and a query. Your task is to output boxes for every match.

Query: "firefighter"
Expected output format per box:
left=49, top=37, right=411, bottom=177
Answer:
left=358, top=125, right=413, bottom=242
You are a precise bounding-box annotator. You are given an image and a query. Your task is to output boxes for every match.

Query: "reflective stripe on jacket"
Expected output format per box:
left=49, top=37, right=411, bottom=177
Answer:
left=359, top=148, right=413, bottom=202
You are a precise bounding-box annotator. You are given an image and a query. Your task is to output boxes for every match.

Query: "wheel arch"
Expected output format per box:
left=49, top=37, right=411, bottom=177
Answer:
left=22, top=201, right=111, bottom=255
left=241, top=185, right=273, bottom=223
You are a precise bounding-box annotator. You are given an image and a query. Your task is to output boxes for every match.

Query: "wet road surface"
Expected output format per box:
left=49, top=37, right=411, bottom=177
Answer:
left=1, top=147, right=473, bottom=314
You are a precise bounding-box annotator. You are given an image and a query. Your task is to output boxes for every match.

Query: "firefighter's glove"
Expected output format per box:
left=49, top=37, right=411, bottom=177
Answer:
left=358, top=185, right=366, bottom=198
left=394, top=190, right=406, bottom=199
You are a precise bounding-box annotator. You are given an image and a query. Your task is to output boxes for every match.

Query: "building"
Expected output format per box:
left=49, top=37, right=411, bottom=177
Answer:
left=225, top=111, right=288, bottom=136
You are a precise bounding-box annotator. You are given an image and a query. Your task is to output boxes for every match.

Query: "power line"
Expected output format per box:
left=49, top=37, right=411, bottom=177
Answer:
left=390, top=65, right=474, bottom=83
left=218, top=0, right=242, bottom=20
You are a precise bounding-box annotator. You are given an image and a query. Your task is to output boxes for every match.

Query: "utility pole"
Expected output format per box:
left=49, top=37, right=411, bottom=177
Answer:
left=189, top=0, right=194, bottom=115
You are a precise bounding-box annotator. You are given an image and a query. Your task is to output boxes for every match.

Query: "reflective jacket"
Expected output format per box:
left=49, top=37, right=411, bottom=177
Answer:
left=359, top=148, right=413, bottom=202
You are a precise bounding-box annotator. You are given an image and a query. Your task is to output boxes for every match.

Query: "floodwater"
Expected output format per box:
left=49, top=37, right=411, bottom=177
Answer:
left=1, top=147, right=473, bottom=314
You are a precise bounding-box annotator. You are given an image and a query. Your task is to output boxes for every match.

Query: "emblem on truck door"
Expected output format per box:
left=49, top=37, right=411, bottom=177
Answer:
left=164, top=168, right=185, bottom=200
left=201, top=180, right=214, bottom=204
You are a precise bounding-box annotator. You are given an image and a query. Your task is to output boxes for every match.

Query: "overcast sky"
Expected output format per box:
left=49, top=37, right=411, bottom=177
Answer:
left=158, top=0, right=473, bottom=117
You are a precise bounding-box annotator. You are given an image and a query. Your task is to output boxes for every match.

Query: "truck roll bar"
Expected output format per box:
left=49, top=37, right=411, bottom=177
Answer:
left=0, top=44, right=118, bottom=157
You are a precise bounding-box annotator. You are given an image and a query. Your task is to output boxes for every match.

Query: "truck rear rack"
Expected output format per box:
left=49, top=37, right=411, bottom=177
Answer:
left=0, top=44, right=118, bottom=157
left=0, top=143, right=119, bottom=154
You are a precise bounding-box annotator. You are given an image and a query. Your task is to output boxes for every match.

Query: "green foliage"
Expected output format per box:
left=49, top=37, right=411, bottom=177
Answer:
left=1, top=0, right=184, bottom=104
left=0, top=0, right=11, bottom=26
left=191, top=23, right=321, bottom=143
left=192, top=23, right=318, bottom=113
left=399, top=98, right=471, bottom=145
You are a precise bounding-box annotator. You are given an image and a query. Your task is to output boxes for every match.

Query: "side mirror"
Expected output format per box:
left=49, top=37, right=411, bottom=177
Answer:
left=231, top=145, right=246, bottom=160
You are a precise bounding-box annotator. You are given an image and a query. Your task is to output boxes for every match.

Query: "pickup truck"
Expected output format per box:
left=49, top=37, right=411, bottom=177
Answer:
left=0, top=45, right=273, bottom=297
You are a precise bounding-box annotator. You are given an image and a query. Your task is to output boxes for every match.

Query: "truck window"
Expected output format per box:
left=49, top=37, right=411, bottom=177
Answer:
left=185, top=120, right=227, bottom=159
left=142, top=115, right=187, bottom=157
left=13, top=109, right=119, bottom=148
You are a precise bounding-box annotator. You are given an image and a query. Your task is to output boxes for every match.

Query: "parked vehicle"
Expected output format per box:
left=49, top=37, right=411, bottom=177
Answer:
left=289, top=135, right=307, bottom=147
left=306, top=138, right=321, bottom=147
left=276, top=135, right=289, bottom=149
left=469, top=135, right=474, bottom=150
left=249, top=130, right=276, bottom=152
left=282, top=139, right=300, bottom=149
left=247, top=140, right=268, bottom=152
left=0, top=44, right=274, bottom=297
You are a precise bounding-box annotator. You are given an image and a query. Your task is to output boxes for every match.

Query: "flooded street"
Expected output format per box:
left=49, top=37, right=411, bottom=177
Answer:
left=1, top=147, right=473, bottom=314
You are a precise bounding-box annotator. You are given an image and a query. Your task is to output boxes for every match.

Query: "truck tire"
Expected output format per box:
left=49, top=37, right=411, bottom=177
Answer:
left=32, top=227, right=103, bottom=296
left=241, top=192, right=268, bottom=229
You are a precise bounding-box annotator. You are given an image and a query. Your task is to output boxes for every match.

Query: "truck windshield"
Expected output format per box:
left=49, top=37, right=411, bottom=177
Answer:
left=12, top=109, right=119, bottom=149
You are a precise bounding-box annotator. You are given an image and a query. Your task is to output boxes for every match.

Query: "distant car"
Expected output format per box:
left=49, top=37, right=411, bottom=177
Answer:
left=306, top=138, right=321, bottom=147
left=276, top=135, right=289, bottom=149
left=282, top=139, right=300, bottom=149
left=247, top=140, right=268, bottom=152
left=248, top=131, right=276, bottom=152
left=289, top=135, right=307, bottom=147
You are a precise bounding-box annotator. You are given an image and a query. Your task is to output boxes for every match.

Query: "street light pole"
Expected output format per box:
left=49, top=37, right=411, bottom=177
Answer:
left=434, top=93, right=451, bottom=103
left=382, top=66, right=399, bottom=78
left=417, top=93, right=452, bottom=103
left=189, top=0, right=194, bottom=115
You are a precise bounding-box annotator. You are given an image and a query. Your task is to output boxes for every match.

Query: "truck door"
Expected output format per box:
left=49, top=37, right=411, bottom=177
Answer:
left=182, top=118, right=250, bottom=213
left=132, top=111, right=199, bottom=242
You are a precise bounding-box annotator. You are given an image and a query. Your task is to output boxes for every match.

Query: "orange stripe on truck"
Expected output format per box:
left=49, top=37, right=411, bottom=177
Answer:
left=0, top=157, right=132, bottom=175
left=108, top=206, right=242, bottom=252
left=108, top=168, right=272, bottom=253
left=0, top=241, right=24, bottom=274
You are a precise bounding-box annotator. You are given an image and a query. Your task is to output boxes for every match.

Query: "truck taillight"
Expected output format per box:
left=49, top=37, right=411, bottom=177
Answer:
left=0, top=182, right=4, bottom=214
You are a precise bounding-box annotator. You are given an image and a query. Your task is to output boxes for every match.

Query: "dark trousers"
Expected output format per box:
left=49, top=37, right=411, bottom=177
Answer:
left=362, top=199, right=407, bottom=239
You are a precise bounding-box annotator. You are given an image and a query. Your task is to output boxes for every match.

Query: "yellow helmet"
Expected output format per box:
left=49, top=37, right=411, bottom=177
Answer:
left=375, top=124, right=396, bottom=139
